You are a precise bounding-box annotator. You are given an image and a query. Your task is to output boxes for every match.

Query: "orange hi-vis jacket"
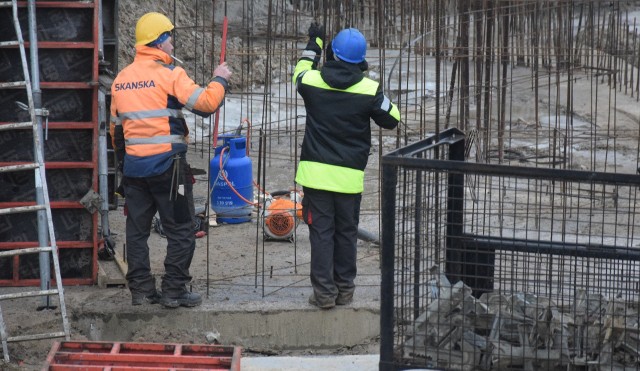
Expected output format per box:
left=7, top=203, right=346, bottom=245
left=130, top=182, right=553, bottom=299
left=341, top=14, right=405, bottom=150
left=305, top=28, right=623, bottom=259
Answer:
left=110, top=46, right=228, bottom=177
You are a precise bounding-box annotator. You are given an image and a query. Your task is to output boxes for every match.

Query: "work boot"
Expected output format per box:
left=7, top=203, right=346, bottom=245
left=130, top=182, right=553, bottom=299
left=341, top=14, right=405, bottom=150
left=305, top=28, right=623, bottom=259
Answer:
left=161, top=291, right=202, bottom=308
left=336, top=292, right=353, bottom=306
left=131, top=290, right=162, bottom=306
left=308, top=293, right=335, bottom=309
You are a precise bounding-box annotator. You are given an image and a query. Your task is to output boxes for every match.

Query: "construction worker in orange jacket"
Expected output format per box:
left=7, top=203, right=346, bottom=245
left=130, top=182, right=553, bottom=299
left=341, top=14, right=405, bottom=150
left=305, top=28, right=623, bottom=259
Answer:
left=110, top=12, right=232, bottom=308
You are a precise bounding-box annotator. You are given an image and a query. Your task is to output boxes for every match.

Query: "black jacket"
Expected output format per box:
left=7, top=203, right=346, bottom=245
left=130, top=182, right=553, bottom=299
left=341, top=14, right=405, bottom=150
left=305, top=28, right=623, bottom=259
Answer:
left=295, top=60, right=399, bottom=171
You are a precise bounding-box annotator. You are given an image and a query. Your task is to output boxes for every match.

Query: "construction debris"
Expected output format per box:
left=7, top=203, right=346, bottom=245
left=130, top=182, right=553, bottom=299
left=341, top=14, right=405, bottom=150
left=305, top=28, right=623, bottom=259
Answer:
left=403, top=266, right=640, bottom=370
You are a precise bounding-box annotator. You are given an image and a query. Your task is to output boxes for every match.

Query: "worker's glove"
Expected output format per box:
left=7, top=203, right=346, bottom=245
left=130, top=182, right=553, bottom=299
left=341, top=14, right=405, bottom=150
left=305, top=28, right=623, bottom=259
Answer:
left=306, top=22, right=324, bottom=54
left=308, top=22, right=324, bottom=41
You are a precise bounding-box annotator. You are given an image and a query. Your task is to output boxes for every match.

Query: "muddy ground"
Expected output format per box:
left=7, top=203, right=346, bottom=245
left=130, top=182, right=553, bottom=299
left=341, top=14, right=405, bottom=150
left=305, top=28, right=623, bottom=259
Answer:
left=3, top=0, right=640, bottom=368
left=0, top=92, right=386, bottom=369
left=3, top=61, right=640, bottom=369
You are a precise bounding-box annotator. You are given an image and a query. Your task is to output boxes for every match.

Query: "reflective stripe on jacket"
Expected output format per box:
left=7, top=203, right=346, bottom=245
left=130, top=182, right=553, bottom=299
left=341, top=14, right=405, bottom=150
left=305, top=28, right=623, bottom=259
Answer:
left=293, top=45, right=400, bottom=194
left=110, top=46, right=227, bottom=177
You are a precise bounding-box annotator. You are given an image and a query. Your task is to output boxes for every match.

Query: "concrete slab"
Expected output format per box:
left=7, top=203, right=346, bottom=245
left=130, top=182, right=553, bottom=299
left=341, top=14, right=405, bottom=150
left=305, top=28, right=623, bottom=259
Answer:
left=242, top=354, right=379, bottom=371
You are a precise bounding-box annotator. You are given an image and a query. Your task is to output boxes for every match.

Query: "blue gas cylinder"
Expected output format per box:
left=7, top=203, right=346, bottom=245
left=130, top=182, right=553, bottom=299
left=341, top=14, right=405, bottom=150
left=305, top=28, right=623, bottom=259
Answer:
left=214, top=134, right=239, bottom=156
left=210, top=137, right=253, bottom=223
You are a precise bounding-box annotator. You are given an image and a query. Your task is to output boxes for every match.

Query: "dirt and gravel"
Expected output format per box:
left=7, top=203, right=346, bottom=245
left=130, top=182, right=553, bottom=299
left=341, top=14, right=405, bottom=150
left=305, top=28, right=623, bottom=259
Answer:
left=3, top=67, right=639, bottom=369
left=2, top=1, right=640, bottom=369
left=0, top=121, right=385, bottom=369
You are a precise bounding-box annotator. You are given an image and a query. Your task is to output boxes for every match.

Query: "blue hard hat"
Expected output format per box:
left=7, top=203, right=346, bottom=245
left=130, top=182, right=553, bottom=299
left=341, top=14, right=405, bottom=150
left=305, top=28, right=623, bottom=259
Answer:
left=331, top=28, right=367, bottom=63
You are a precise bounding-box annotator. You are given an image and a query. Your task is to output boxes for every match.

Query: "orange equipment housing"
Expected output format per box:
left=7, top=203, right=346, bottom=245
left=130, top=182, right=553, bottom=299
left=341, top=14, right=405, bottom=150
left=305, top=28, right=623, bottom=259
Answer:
left=263, top=192, right=303, bottom=241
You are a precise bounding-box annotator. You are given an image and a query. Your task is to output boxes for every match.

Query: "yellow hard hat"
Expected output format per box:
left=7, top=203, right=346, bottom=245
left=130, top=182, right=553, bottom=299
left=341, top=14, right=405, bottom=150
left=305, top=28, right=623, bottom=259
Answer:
left=135, top=12, right=174, bottom=46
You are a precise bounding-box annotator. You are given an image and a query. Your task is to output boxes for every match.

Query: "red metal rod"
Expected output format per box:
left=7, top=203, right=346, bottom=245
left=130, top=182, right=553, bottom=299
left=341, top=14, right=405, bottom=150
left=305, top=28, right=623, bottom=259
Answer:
left=219, top=16, right=228, bottom=65
left=212, top=15, right=228, bottom=149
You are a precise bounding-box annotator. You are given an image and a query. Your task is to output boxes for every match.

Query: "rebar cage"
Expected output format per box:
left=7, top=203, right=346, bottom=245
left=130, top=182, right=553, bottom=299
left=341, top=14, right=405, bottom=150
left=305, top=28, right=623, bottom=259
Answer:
left=380, top=128, right=640, bottom=370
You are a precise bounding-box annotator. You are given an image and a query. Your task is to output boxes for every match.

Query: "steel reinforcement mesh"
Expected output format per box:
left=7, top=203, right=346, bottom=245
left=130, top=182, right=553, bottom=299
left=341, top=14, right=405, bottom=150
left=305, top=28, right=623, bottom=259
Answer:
left=380, top=129, right=640, bottom=370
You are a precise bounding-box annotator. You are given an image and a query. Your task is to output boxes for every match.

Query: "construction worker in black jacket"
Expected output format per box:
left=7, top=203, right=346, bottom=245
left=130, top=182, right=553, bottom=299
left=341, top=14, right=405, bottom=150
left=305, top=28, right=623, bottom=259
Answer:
left=293, top=24, right=400, bottom=309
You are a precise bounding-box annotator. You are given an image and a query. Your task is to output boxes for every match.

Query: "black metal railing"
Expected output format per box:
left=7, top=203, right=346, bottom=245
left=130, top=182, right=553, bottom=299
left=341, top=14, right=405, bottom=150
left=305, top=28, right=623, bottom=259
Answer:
left=380, top=128, right=640, bottom=370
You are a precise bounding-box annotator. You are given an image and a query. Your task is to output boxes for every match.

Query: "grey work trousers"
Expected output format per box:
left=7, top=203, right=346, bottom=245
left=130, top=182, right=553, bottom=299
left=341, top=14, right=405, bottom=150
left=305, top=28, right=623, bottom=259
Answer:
left=302, top=186, right=361, bottom=304
left=123, top=160, right=195, bottom=297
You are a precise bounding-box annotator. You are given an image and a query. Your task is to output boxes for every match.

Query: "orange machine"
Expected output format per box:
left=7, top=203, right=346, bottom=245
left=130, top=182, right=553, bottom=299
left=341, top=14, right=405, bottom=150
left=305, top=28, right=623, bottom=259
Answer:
left=263, top=191, right=303, bottom=241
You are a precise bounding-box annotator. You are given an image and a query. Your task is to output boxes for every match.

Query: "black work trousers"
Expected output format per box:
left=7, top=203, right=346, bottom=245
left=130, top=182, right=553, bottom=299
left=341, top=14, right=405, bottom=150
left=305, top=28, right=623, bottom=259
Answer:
left=302, top=186, right=361, bottom=304
left=123, top=160, right=195, bottom=298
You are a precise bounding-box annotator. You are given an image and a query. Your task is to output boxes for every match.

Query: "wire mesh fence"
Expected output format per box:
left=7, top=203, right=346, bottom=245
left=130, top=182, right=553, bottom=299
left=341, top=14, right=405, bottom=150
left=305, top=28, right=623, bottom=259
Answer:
left=380, top=128, right=640, bottom=370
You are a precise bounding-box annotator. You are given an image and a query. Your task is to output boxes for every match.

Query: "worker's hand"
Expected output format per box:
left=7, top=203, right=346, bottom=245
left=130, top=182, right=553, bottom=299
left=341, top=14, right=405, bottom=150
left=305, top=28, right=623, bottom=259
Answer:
left=213, top=62, right=232, bottom=81
left=305, top=22, right=324, bottom=54
left=308, top=22, right=325, bottom=42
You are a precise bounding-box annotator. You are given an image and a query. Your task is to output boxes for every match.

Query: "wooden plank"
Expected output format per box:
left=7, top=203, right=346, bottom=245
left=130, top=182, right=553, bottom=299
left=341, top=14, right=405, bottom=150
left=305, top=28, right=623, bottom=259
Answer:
left=96, top=252, right=127, bottom=288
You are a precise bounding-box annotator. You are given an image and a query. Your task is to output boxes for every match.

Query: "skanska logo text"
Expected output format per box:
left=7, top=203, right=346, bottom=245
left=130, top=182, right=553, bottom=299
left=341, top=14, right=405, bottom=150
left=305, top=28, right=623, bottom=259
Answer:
left=115, top=80, right=156, bottom=91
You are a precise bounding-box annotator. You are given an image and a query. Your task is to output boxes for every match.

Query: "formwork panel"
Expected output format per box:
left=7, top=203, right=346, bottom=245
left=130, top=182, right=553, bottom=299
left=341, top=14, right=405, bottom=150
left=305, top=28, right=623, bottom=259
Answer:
left=0, top=169, right=93, bottom=202
left=101, top=0, right=118, bottom=73
left=0, top=208, right=93, bottom=242
left=44, top=341, right=242, bottom=370
left=0, top=48, right=93, bottom=83
left=0, top=90, right=31, bottom=122
left=0, top=257, right=10, bottom=279
left=18, top=248, right=93, bottom=279
left=0, top=249, right=92, bottom=281
left=0, top=248, right=93, bottom=282
left=0, top=130, right=93, bottom=162
left=0, top=7, right=94, bottom=43
left=0, top=0, right=99, bottom=286
left=43, top=89, right=94, bottom=122
left=0, top=89, right=94, bottom=122
left=43, top=130, right=94, bottom=161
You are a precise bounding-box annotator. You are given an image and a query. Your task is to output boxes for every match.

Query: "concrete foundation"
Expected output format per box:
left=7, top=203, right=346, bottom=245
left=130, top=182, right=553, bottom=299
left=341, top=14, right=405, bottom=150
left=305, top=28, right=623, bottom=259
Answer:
left=64, top=279, right=383, bottom=353
left=77, top=305, right=380, bottom=350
